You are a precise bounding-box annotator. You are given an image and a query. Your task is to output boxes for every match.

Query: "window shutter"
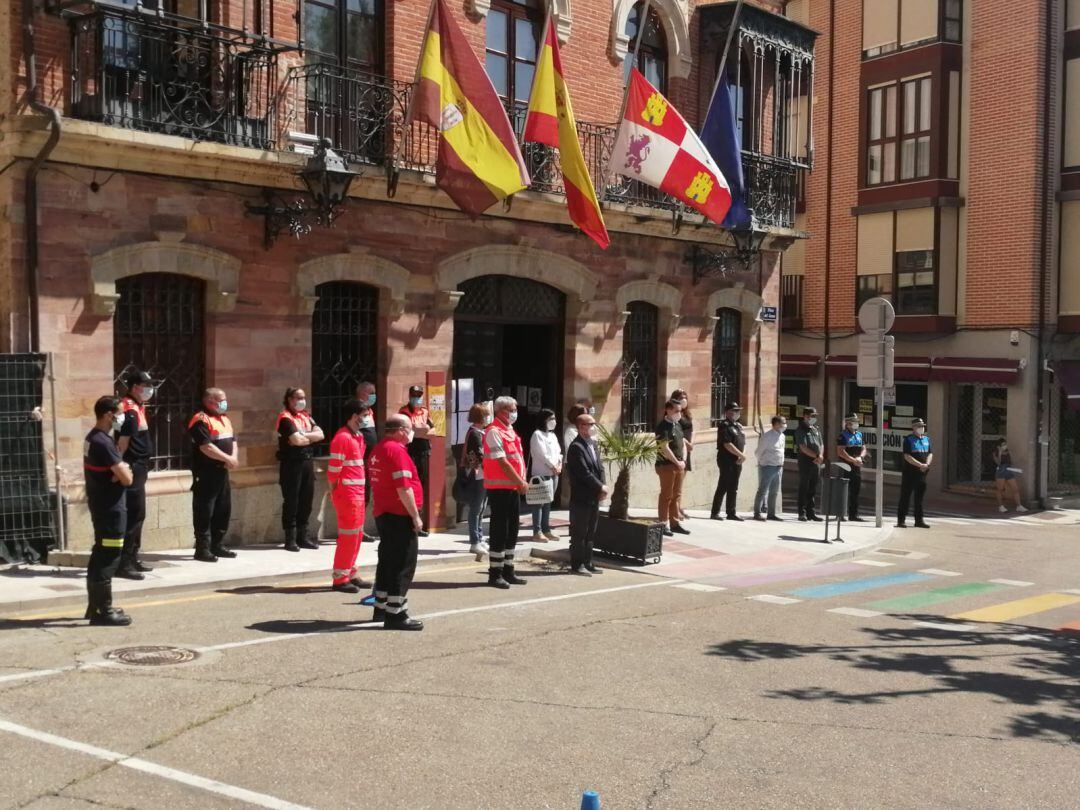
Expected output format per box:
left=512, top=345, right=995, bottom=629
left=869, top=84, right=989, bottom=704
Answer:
left=857, top=212, right=895, bottom=276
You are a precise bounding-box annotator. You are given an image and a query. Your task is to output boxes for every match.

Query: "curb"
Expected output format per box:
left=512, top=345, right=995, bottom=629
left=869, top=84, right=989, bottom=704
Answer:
left=817, top=523, right=896, bottom=564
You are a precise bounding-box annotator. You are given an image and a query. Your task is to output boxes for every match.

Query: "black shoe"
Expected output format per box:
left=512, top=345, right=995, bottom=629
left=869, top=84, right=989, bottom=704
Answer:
left=488, top=571, right=510, bottom=589
left=662, top=528, right=673, bottom=537
left=670, top=523, right=690, bottom=535
left=284, top=541, right=300, bottom=552
left=362, top=533, right=379, bottom=544
left=384, top=614, right=424, bottom=631
left=753, top=514, right=766, bottom=522
left=850, top=516, right=866, bottom=522
left=332, top=582, right=361, bottom=594
left=584, top=564, right=603, bottom=575
left=808, top=515, right=823, bottom=522
left=914, top=522, right=931, bottom=529
left=709, top=513, right=723, bottom=521
left=132, top=558, right=153, bottom=573
left=371, top=607, right=386, bottom=622
left=88, top=607, right=132, bottom=627
left=798, top=516, right=808, bottom=522
left=114, top=565, right=145, bottom=581
left=298, top=538, right=319, bottom=550
left=349, top=577, right=369, bottom=590
left=211, top=546, right=237, bottom=558
left=896, top=522, right=907, bottom=528
left=194, top=549, right=218, bottom=563
left=569, top=566, right=592, bottom=577
left=418, top=530, right=430, bottom=538
left=727, top=515, right=745, bottom=522
left=767, top=515, right=784, bottom=522
left=503, top=569, right=527, bottom=585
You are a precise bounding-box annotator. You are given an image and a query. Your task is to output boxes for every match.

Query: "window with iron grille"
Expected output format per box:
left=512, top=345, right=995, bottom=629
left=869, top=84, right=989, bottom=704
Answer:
left=113, top=273, right=206, bottom=472
left=311, top=281, right=379, bottom=450
left=711, top=308, right=742, bottom=426
left=620, top=302, right=658, bottom=433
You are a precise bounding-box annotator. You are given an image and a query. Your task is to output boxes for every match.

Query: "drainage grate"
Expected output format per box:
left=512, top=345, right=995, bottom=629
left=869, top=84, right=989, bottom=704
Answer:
left=105, top=646, right=200, bottom=666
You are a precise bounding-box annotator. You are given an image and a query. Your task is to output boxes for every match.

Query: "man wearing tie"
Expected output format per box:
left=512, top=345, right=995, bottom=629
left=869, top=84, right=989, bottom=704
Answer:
left=565, top=411, right=609, bottom=576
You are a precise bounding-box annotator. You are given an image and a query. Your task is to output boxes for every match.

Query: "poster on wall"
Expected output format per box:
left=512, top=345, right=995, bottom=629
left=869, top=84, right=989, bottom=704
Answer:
left=527, top=388, right=542, bottom=413
left=428, top=384, right=446, bottom=437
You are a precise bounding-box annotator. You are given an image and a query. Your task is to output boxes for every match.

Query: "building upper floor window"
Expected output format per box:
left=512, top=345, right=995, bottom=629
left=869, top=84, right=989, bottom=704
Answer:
left=623, top=1, right=667, bottom=92
left=862, top=0, right=958, bottom=59
left=866, top=75, right=930, bottom=185
left=485, top=0, right=542, bottom=121
left=304, top=0, right=383, bottom=74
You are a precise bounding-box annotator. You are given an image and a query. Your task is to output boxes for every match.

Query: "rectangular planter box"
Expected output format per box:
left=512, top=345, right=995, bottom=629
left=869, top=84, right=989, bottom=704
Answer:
left=594, top=514, right=664, bottom=565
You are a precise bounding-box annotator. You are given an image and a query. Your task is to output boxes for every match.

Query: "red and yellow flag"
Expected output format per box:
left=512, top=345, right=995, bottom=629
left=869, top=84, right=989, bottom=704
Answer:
left=523, top=18, right=610, bottom=249
left=412, top=0, right=529, bottom=215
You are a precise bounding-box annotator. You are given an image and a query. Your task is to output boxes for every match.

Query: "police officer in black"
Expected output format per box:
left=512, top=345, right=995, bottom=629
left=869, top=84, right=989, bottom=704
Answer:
left=795, top=407, right=825, bottom=521
left=710, top=401, right=747, bottom=521
left=115, top=369, right=155, bottom=580
left=897, top=417, right=933, bottom=529
left=836, top=413, right=867, bottom=522
left=188, top=388, right=239, bottom=562
left=84, top=396, right=134, bottom=626
left=277, top=387, right=324, bottom=552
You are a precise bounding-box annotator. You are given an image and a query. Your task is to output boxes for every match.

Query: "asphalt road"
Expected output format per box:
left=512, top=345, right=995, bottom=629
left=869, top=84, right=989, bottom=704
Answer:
left=1, top=512, right=1078, bottom=809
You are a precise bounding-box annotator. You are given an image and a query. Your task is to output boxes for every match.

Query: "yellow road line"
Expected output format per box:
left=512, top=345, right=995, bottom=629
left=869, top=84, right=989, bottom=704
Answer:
left=950, top=592, right=1080, bottom=624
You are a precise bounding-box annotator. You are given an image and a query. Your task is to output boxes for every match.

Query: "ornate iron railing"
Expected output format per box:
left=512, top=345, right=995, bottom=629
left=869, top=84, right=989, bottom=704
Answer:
left=69, top=8, right=279, bottom=149
left=743, top=152, right=799, bottom=231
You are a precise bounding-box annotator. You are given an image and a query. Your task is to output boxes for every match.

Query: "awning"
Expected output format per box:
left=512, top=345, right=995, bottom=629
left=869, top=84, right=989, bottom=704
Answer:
left=824, top=355, right=931, bottom=381
left=929, top=357, right=1023, bottom=385
left=1055, top=360, right=1080, bottom=411
left=779, top=354, right=820, bottom=378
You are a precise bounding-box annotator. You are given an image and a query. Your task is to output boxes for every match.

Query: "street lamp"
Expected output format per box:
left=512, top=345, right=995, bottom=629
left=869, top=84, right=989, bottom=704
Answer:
left=690, top=224, right=768, bottom=284
left=247, top=139, right=360, bottom=248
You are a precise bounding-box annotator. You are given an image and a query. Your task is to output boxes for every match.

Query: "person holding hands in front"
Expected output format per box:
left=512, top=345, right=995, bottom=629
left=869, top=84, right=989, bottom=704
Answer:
left=565, top=412, right=608, bottom=575
left=482, top=396, right=530, bottom=589
left=655, top=399, right=689, bottom=537
left=529, top=408, right=562, bottom=543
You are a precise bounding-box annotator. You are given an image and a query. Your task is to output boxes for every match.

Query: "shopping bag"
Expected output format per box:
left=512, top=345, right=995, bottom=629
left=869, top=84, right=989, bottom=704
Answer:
left=525, top=476, right=554, bottom=505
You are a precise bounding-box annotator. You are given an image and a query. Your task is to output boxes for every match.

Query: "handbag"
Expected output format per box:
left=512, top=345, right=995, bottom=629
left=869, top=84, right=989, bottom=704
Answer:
left=525, top=476, right=554, bottom=505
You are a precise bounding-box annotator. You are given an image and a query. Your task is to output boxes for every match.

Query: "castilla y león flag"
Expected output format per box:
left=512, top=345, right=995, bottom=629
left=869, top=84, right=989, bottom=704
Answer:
left=412, top=0, right=529, bottom=215
left=523, top=17, right=610, bottom=249
left=611, top=69, right=732, bottom=226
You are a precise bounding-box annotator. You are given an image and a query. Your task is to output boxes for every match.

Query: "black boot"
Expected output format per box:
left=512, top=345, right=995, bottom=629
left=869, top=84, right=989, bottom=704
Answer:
left=297, top=525, right=319, bottom=550
left=502, top=566, right=527, bottom=585
left=284, top=528, right=300, bottom=553
left=383, top=612, right=424, bottom=631
left=132, top=555, right=153, bottom=572
left=488, top=569, right=510, bottom=589
left=194, top=540, right=217, bottom=563
left=86, top=582, right=132, bottom=627
left=332, top=582, right=361, bottom=594
left=211, top=536, right=237, bottom=558
left=114, top=557, right=145, bottom=581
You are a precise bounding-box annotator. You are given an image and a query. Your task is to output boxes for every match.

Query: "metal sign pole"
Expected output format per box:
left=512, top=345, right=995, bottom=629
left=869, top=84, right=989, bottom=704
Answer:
left=875, top=308, right=886, bottom=529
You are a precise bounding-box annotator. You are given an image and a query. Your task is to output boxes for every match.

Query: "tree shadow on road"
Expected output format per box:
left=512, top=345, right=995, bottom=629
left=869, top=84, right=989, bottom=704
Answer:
left=705, top=616, right=1080, bottom=744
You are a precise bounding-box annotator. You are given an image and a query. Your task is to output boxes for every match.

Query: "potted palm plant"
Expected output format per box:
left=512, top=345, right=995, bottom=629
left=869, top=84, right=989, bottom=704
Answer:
left=594, top=425, right=665, bottom=564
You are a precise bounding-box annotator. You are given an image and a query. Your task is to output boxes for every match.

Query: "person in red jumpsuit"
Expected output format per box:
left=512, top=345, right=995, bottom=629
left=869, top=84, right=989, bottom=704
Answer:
left=327, top=400, right=371, bottom=594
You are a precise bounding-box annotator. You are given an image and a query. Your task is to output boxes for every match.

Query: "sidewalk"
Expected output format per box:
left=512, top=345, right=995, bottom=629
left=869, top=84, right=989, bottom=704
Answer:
left=0, top=505, right=895, bottom=614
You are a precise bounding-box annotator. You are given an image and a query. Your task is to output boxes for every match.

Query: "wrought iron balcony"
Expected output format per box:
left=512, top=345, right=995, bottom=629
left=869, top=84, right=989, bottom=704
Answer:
left=69, top=6, right=280, bottom=149
left=744, top=152, right=798, bottom=230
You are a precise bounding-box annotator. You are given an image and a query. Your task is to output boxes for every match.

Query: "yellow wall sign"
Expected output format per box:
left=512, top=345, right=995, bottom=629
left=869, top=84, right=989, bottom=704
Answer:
left=428, top=384, right=447, bottom=437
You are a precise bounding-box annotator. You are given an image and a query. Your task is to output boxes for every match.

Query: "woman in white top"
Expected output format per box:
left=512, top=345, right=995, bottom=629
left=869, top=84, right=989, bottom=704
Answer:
left=530, top=408, right=563, bottom=542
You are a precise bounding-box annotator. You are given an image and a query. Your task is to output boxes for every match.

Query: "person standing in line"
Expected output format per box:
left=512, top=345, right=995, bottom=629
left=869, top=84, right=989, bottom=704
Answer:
left=795, top=407, right=824, bottom=522
left=188, top=388, right=239, bottom=562
left=671, top=389, right=694, bottom=521
left=115, top=369, right=155, bottom=580
left=327, top=400, right=370, bottom=593
left=753, top=415, right=787, bottom=522
left=655, top=399, right=689, bottom=537
left=460, top=402, right=491, bottom=558
left=992, top=438, right=1027, bottom=513
left=562, top=399, right=593, bottom=452
left=836, top=413, right=867, bottom=522
left=482, top=396, right=529, bottom=589
left=529, top=408, right=562, bottom=543
left=368, top=414, right=424, bottom=630
left=277, top=387, right=324, bottom=552
left=84, top=396, right=134, bottom=626
left=897, top=418, right=933, bottom=529
left=565, top=411, right=608, bottom=575
left=400, top=385, right=434, bottom=537
left=355, top=381, right=379, bottom=532
left=711, top=402, right=747, bottom=522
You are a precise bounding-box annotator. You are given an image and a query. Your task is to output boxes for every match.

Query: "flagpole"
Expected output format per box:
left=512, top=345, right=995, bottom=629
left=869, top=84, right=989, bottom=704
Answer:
left=702, top=0, right=745, bottom=128
left=604, top=0, right=654, bottom=183
left=389, top=0, right=439, bottom=197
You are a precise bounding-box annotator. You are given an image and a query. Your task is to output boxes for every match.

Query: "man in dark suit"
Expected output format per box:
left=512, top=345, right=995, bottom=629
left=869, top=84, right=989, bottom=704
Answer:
left=565, top=411, right=609, bottom=576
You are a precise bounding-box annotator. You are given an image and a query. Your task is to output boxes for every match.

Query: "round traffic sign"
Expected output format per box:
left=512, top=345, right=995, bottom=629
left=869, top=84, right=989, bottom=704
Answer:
left=858, top=296, right=895, bottom=333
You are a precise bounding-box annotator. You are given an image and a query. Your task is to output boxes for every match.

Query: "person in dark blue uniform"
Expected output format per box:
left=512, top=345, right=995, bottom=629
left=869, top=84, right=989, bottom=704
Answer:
left=836, top=413, right=867, bottom=521
left=897, top=418, right=932, bottom=529
left=84, top=396, right=134, bottom=626
left=115, top=369, right=155, bottom=580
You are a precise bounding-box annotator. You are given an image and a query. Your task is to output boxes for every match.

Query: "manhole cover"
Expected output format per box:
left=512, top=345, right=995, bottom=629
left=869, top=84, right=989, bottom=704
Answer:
left=105, top=646, right=200, bottom=666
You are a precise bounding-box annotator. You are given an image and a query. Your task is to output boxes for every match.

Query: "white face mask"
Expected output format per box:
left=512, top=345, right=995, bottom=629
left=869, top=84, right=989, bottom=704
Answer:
left=136, top=385, right=155, bottom=403
left=111, top=413, right=125, bottom=432
left=483, top=414, right=494, bottom=426
left=545, top=419, right=556, bottom=431
left=807, top=417, right=817, bottom=426
left=588, top=425, right=599, bottom=439
left=846, top=422, right=858, bottom=431
left=405, top=429, right=415, bottom=444
left=914, top=427, right=926, bottom=436
left=678, top=400, right=688, bottom=409
left=588, top=406, right=596, bottom=416
left=777, top=423, right=788, bottom=432
left=360, top=415, right=374, bottom=429
left=508, top=411, right=519, bottom=425
left=294, top=399, right=307, bottom=412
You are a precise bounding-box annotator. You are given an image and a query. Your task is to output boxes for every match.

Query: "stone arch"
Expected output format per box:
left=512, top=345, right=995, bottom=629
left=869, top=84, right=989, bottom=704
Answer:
left=611, top=0, right=692, bottom=79
left=615, top=279, right=682, bottom=331
left=435, top=245, right=599, bottom=313
left=297, top=252, right=410, bottom=318
left=704, top=285, right=763, bottom=321
left=89, top=237, right=240, bottom=315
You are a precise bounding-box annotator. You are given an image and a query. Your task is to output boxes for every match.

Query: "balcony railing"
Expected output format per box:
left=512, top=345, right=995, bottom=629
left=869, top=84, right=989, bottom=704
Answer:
left=69, top=7, right=279, bottom=149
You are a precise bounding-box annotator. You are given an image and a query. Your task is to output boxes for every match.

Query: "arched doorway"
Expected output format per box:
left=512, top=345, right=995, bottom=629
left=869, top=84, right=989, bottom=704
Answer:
left=452, top=274, right=565, bottom=448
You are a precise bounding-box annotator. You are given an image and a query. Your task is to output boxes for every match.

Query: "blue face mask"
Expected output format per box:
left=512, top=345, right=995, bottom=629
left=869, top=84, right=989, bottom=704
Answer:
left=409, top=396, right=421, bottom=407
left=217, top=400, right=228, bottom=414
left=365, top=394, right=376, bottom=407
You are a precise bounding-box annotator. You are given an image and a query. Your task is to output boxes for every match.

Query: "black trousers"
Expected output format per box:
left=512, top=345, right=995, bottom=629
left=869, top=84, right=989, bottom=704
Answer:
left=410, top=452, right=430, bottom=530
left=842, top=468, right=862, bottom=519
left=87, top=505, right=126, bottom=587
left=279, top=457, right=314, bottom=534
left=798, top=460, right=821, bottom=517
left=711, top=460, right=742, bottom=517
left=121, top=462, right=148, bottom=564
left=193, top=469, right=231, bottom=551
left=569, top=500, right=599, bottom=570
left=373, top=513, right=419, bottom=616
left=486, top=488, right=520, bottom=571
left=897, top=470, right=927, bottom=524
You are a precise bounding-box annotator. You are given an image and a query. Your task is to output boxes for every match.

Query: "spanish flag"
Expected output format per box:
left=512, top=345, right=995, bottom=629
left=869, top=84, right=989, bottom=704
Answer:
left=412, top=0, right=529, bottom=216
left=523, top=18, right=610, bottom=249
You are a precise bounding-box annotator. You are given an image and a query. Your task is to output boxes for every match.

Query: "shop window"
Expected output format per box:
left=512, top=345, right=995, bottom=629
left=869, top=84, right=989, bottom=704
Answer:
left=895, top=249, right=936, bottom=314
left=113, top=273, right=206, bottom=472
left=623, top=1, right=667, bottom=92
left=311, top=281, right=379, bottom=452
left=843, top=380, right=928, bottom=473
left=620, top=302, right=658, bottom=433
left=710, top=308, right=742, bottom=427
left=778, top=378, right=812, bottom=459
left=950, top=385, right=1006, bottom=484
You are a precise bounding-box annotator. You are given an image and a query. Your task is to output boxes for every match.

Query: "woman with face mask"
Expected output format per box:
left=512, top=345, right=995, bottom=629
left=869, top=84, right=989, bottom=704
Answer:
left=671, top=389, right=693, bottom=521
left=993, top=438, right=1027, bottom=513
left=529, top=408, right=563, bottom=543
left=276, top=387, right=324, bottom=552
left=458, top=402, right=491, bottom=558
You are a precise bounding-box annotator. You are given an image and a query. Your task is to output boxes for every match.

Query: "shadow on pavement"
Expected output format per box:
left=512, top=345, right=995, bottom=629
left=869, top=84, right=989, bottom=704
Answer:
left=777, top=534, right=830, bottom=544
left=246, top=618, right=379, bottom=635
left=218, top=585, right=331, bottom=596
left=0, top=617, right=85, bottom=630
left=705, top=615, right=1080, bottom=743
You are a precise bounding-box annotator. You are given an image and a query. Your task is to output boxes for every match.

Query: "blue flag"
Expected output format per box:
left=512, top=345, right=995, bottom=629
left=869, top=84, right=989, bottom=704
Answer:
left=701, top=72, right=750, bottom=230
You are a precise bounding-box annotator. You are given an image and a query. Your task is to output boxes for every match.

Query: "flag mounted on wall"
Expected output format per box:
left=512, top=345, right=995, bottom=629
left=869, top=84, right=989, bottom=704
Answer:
left=411, top=0, right=529, bottom=215
left=611, top=69, right=732, bottom=227
left=523, top=16, right=610, bottom=249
